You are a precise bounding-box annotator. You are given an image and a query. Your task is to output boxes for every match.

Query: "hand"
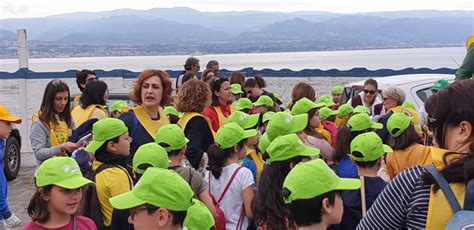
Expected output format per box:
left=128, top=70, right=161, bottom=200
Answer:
left=60, top=142, right=80, bottom=153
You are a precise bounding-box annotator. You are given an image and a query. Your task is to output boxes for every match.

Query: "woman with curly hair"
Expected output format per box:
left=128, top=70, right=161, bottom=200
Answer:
left=119, top=69, right=172, bottom=165
left=175, top=79, right=215, bottom=170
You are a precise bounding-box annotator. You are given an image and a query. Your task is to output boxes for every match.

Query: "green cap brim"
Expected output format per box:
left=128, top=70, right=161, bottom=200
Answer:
left=110, top=191, right=147, bottom=210
left=231, top=89, right=244, bottom=94
left=290, top=114, right=308, bottom=133
left=314, top=102, right=326, bottom=109
left=55, top=176, right=94, bottom=189
left=371, top=122, right=383, bottom=129
left=383, top=144, right=393, bottom=153
left=325, top=102, right=336, bottom=107
left=242, top=129, right=258, bottom=139
left=335, top=178, right=361, bottom=191
left=253, top=102, right=266, bottom=107
left=85, top=140, right=106, bottom=153
left=244, top=115, right=259, bottom=129
left=301, top=146, right=320, bottom=158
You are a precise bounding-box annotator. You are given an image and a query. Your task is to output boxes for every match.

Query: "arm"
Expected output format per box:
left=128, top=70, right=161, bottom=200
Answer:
left=240, top=168, right=255, bottom=218
left=455, top=45, right=474, bottom=80
left=30, top=120, right=62, bottom=162
left=242, top=186, right=254, bottom=218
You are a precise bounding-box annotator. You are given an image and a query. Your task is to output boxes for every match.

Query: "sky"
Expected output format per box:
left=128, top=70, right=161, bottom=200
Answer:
left=1, top=0, right=473, bottom=19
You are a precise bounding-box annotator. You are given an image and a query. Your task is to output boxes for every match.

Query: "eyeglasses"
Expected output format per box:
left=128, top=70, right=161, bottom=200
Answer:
left=51, top=79, right=66, bottom=86
left=129, top=206, right=156, bottom=220
left=363, top=89, right=377, bottom=95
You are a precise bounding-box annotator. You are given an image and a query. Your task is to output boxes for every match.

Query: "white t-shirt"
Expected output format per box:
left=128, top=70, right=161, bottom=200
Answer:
left=205, top=163, right=254, bottom=230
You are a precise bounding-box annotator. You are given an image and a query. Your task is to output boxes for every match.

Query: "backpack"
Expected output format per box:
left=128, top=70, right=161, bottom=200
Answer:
left=424, top=165, right=474, bottom=229
left=208, top=167, right=244, bottom=230
left=82, top=164, right=129, bottom=229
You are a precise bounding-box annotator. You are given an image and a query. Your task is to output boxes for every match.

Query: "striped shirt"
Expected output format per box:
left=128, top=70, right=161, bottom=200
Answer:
left=357, top=166, right=431, bottom=229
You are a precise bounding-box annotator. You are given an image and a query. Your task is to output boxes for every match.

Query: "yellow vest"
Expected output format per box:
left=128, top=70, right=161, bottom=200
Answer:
left=214, top=106, right=230, bottom=129
left=389, top=105, right=422, bottom=135
left=71, top=104, right=108, bottom=127
left=246, top=149, right=265, bottom=183
left=425, top=149, right=465, bottom=229
left=72, top=95, right=81, bottom=108
left=132, top=106, right=170, bottom=139
left=32, top=112, right=72, bottom=155
left=178, top=112, right=215, bottom=137
left=314, top=126, right=332, bottom=144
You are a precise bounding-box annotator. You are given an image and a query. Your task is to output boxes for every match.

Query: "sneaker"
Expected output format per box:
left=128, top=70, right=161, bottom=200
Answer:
left=4, top=213, right=21, bottom=228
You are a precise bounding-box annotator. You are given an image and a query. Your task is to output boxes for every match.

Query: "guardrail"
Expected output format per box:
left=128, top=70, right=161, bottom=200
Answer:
left=0, top=67, right=457, bottom=79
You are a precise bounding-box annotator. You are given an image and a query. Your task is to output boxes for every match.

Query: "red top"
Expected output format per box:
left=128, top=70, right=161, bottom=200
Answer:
left=203, top=104, right=232, bottom=132
left=23, top=216, right=97, bottom=230
left=322, top=120, right=338, bottom=148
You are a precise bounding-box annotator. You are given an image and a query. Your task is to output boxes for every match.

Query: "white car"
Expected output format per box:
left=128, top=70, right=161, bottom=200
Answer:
left=343, top=74, right=455, bottom=112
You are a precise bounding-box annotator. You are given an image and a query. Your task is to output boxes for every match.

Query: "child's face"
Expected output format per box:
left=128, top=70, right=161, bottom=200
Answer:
left=332, top=93, right=342, bottom=103
left=108, top=132, right=131, bottom=156
left=0, top=120, right=12, bottom=139
left=128, top=205, right=172, bottom=230
left=247, top=131, right=260, bottom=147
left=326, top=193, right=344, bottom=225
left=309, top=112, right=321, bottom=129
left=46, top=185, right=82, bottom=216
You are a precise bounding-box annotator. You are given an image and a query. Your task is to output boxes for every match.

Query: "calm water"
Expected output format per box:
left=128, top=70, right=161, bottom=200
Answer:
left=0, top=47, right=466, bottom=72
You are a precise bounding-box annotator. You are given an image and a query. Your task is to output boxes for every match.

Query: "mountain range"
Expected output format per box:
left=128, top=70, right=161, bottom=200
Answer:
left=0, top=7, right=472, bottom=54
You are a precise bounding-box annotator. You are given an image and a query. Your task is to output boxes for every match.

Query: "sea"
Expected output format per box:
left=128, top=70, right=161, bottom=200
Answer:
left=0, top=47, right=466, bottom=72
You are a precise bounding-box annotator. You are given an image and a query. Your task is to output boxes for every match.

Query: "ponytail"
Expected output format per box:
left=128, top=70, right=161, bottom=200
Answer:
left=207, top=140, right=247, bottom=179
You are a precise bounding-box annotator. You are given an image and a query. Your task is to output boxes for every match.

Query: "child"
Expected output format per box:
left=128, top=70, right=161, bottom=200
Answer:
left=206, top=122, right=256, bottom=229
left=84, top=118, right=133, bottom=228
left=331, top=86, right=344, bottom=110
left=0, top=105, right=22, bottom=228
left=155, top=124, right=216, bottom=217
left=231, top=83, right=244, bottom=101
left=184, top=199, right=215, bottom=230
left=253, top=95, right=275, bottom=114
left=282, top=159, right=361, bottom=229
left=232, top=98, right=254, bottom=114
left=24, top=157, right=96, bottom=229
left=335, top=104, right=354, bottom=128
left=252, top=134, right=320, bottom=229
left=339, top=132, right=390, bottom=229
left=132, top=142, right=169, bottom=181
left=109, top=167, right=194, bottom=230
left=111, top=100, right=128, bottom=118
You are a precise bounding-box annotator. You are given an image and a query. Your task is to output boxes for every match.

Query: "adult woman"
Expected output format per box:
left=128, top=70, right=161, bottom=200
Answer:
left=30, top=80, right=79, bottom=168
left=347, top=79, right=384, bottom=119
left=358, top=80, right=474, bottom=229
left=119, top=69, right=172, bottom=165
left=291, top=98, right=334, bottom=161
left=244, top=76, right=281, bottom=106
left=204, top=78, right=233, bottom=132
left=175, top=80, right=214, bottom=170
left=24, top=157, right=96, bottom=230
left=201, top=68, right=217, bottom=82
left=71, top=80, right=109, bottom=126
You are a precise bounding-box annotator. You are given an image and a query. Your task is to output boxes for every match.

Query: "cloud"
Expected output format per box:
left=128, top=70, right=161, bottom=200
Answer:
left=1, top=2, right=29, bottom=17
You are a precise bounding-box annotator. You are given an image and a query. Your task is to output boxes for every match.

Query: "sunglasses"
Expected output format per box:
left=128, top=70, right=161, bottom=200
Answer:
left=363, top=89, right=377, bottom=95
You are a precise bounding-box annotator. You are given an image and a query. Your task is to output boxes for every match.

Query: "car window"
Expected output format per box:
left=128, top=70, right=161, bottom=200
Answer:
left=416, top=87, right=433, bottom=103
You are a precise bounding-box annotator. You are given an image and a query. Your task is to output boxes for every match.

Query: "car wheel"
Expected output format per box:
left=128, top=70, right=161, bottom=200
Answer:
left=4, top=136, right=21, bottom=181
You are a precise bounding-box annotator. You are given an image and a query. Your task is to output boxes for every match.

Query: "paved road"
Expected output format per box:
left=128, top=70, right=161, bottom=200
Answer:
left=5, top=153, right=36, bottom=229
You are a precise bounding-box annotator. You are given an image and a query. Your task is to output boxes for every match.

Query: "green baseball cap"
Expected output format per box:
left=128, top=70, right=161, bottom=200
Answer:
left=110, top=167, right=193, bottom=211
left=347, top=113, right=383, bottom=131
left=216, top=122, right=257, bottom=149
left=230, top=83, right=244, bottom=94
left=319, top=107, right=338, bottom=121
left=226, top=111, right=259, bottom=129
left=283, top=159, right=361, bottom=203
left=232, top=98, right=253, bottom=111
left=266, top=134, right=320, bottom=164
left=332, top=86, right=343, bottom=94
left=133, top=143, right=170, bottom=174
left=85, top=118, right=128, bottom=153
left=253, top=95, right=274, bottom=107
left=258, top=134, right=271, bottom=153
left=291, top=98, right=325, bottom=115
left=318, top=94, right=335, bottom=107
left=184, top=199, right=215, bottom=230
left=387, top=113, right=413, bottom=137
left=402, top=101, right=416, bottom=110
left=155, top=124, right=189, bottom=151
left=431, top=79, right=449, bottom=91
left=111, top=100, right=128, bottom=112
left=266, top=112, right=308, bottom=141
left=164, top=106, right=182, bottom=118
left=353, top=105, right=370, bottom=115
left=262, top=111, right=276, bottom=123
left=337, top=104, right=354, bottom=117
left=350, top=132, right=393, bottom=162
left=36, top=157, right=93, bottom=189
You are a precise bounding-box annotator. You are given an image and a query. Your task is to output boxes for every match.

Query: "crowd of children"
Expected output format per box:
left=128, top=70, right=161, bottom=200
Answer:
left=1, top=56, right=473, bottom=230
